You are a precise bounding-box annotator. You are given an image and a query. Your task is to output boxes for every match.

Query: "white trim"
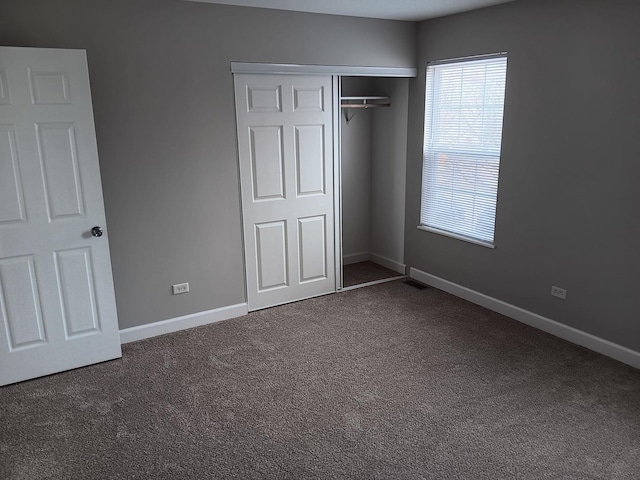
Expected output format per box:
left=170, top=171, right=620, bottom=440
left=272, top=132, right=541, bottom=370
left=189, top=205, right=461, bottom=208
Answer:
left=409, top=268, right=640, bottom=369
left=417, top=225, right=496, bottom=249
left=340, top=275, right=407, bottom=292
left=342, top=252, right=406, bottom=274
left=342, top=252, right=370, bottom=265
left=428, top=52, right=508, bottom=66
left=119, top=303, right=248, bottom=344
left=370, top=253, right=406, bottom=274
left=333, top=75, right=343, bottom=290
left=232, top=84, right=249, bottom=305
left=230, top=62, right=417, bottom=77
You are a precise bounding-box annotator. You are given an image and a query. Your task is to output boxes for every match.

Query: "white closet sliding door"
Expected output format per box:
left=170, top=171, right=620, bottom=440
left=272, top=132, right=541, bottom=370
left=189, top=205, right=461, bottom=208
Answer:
left=234, top=74, right=335, bottom=310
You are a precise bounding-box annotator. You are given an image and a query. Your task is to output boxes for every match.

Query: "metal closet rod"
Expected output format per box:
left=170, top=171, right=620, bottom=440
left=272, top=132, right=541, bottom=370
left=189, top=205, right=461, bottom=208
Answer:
left=340, top=95, right=391, bottom=109
left=341, top=96, right=391, bottom=123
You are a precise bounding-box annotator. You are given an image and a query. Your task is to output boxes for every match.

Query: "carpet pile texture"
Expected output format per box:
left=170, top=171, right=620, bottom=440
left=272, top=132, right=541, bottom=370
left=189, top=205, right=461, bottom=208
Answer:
left=1, top=280, right=639, bottom=479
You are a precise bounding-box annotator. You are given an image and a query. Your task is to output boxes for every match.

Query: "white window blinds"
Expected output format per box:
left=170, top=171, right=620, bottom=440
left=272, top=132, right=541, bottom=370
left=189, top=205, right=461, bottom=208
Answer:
left=421, top=55, right=507, bottom=245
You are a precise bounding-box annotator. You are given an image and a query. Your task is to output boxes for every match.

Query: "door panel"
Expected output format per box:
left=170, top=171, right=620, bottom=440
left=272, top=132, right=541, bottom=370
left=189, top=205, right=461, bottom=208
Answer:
left=0, top=125, right=26, bottom=223
left=293, top=86, right=325, bottom=112
left=0, top=256, right=46, bottom=349
left=0, top=47, right=121, bottom=386
left=298, top=215, right=327, bottom=283
left=30, top=71, right=72, bottom=104
left=36, top=122, right=84, bottom=218
left=255, top=221, right=288, bottom=291
left=247, top=85, right=282, bottom=112
left=235, top=74, right=335, bottom=310
left=55, top=248, right=100, bottom=338
left=249, top=126, right=285, bottom=201
left=295, top=125, right=325, bottom=196
left=0, top=69, right=10, bottom=104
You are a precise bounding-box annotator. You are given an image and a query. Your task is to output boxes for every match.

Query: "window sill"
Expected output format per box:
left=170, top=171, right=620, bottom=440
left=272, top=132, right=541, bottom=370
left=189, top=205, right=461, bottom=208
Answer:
left=417, top=225, right=495, bottom=249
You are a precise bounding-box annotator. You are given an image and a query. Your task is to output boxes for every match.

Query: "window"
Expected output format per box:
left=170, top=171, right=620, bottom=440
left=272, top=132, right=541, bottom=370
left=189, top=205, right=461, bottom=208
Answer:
left=420, top=55, right=508, bottom=247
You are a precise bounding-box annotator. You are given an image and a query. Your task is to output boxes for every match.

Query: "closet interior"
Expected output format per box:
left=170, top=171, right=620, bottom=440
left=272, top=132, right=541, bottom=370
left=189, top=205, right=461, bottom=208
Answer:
left=339, top=76, right=410, bottom=288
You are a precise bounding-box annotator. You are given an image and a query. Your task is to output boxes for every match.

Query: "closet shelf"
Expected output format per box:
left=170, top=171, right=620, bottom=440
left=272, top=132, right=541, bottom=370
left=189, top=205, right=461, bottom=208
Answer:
left=340, top=96, right=391, bottom=109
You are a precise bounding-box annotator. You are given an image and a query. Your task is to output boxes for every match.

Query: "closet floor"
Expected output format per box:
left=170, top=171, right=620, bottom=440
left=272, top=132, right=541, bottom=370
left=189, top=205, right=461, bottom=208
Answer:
left=342, top=261, right=403, bottom=288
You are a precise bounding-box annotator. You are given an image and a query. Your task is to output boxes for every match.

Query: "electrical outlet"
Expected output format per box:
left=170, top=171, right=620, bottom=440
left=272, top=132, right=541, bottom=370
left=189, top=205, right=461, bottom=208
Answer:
left=172, top=282, right=189, bottom=295
left=551, top=286, right=567, bottom=300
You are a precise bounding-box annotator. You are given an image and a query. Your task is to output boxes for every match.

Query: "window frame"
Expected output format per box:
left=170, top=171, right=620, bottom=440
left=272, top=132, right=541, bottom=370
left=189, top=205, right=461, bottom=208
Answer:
left=418, top=53, right=508, bottom=248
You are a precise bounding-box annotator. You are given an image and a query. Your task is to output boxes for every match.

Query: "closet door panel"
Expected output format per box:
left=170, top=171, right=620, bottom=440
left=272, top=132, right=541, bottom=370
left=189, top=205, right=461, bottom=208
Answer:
left=235, top=74, right=335, bottom=311
left=294, top=124, right=325, bottom=196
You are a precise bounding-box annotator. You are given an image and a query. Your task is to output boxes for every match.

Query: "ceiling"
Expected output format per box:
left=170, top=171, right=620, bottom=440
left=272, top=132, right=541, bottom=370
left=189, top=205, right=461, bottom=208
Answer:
left=185, top=0, right=518, bottom=22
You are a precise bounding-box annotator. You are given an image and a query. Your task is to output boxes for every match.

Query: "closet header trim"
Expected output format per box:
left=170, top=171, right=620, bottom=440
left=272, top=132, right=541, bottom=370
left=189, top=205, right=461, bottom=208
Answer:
left=230, top=62, right=417, bottom=77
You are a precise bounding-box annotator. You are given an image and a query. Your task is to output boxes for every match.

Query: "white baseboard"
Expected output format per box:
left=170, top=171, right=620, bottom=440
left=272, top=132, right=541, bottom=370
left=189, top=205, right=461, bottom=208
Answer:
left=343, top=251, right=406, bottom=275
left=370, top=253, right=406, bottom=275
left=410, top=267, right=640, bottom=370
left=342, top=252, right=370, bottom=265
left=119, top=303, right=248, bottom=344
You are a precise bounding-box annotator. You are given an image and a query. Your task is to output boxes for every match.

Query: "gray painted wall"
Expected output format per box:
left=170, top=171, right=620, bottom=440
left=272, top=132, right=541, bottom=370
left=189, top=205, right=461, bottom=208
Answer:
left=340, top=110, right=372, bottom=258
left=371, top=78, right=408, bottom=267
left=0, top=0, right=417, bottom=329
left=405, top=0, right=640, bottom=352
left=340, top=76, right=374, bottom=259
left=340, top=76, right=408, bottom=268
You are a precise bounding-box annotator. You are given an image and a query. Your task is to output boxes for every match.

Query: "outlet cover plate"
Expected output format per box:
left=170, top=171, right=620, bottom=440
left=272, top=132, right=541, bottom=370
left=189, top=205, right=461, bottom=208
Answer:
left=172, top=282, right=190, bottom=295
left=551, top=286, right=567, bottom=300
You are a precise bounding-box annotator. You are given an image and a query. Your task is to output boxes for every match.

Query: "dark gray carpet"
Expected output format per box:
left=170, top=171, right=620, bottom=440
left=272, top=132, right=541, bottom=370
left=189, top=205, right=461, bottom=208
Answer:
left=343, top=261, right=403, bottom=287
left=1, top=281, right=640, bottom=479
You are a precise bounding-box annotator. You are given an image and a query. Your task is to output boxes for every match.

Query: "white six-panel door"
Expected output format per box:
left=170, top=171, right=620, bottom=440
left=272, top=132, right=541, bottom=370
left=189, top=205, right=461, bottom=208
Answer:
left=234, top=74, right=335, bottom=310
left=0, top=47, right=121, bottom=385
